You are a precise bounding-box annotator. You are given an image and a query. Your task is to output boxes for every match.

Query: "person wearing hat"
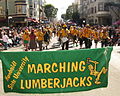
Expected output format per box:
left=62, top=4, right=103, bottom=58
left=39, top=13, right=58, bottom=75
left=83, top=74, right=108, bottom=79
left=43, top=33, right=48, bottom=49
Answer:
left=22, top=29, right=30, bottom=51
left=59, top=24, right=70, bottom=50
left=29, top=30, right=37, bottom=51
left=100, top=27, right=110, bottom=47
left=43, top=28, right=50, bottom=50
left=82, top=24, right=93, bottom=48
left=36, top=28, right=44, bottom=51
left=70, top=26, right=78, bottom=47
left=93, top=28, right=100, bottom=48
left=57, top=27, right=62, bottom=45
left=78, top=28, right=84, bottom=49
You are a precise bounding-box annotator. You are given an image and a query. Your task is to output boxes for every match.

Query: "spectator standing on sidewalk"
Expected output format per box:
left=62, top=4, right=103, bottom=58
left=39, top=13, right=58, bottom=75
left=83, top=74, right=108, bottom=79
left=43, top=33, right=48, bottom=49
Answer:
left=2, top=33, right=9, bottom=50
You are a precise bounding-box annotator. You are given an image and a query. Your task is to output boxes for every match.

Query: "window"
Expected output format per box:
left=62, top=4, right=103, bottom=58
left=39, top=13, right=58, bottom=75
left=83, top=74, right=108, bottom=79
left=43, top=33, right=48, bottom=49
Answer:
left=95, top=19, right=97, bottom=23
left=98, top=3, right=104, bottom=11
left=16, top=5, right=26, bottom=14
left=16, top=5, right=22, bottom=14
left=22, top=5, right=26, bottom=14
left=34, top=11, right=36, bottom=16
left=95, top=6, right=97, bottom=13
left=104, top=5, right=109, bottom=11
left=88, top=8, right=90, bottom=15
left=90, top=0, right=96, bottom=3
left=91, top=7, right=94, bottom=14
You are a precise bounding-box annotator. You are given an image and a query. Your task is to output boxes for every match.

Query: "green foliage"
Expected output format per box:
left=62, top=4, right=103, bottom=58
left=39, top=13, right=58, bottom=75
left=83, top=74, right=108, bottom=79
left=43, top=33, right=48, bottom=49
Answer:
left=61, top=5, right=80, bottom=23
left=65, top=5, right=73, bottom=20
left=72, top=11, right=80, bottom=22
left=44, top=4, right=58, bottom=20
left=61, top=14, right=66, bottom=20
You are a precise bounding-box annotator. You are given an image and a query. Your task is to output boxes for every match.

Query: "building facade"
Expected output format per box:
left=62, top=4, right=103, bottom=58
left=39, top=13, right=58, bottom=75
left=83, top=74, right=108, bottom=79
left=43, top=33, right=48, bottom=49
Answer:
left=107, top=0, right=120, bottom=23
left=13, top=0, right=29, bottom=26
left=0, top=0, right=16, bottom=26
left=74, top=0, right=120, bottom=25
left=0, top=0, right=45, bottom=27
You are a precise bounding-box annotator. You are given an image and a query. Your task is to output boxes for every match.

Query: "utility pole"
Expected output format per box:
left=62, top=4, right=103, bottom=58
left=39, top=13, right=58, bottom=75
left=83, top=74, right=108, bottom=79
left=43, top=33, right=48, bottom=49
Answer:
left=39, top=0, right=42, bottom=22
left=39, top=0, right=41, bottom=22
left=5, top=0, right=8, bottom=26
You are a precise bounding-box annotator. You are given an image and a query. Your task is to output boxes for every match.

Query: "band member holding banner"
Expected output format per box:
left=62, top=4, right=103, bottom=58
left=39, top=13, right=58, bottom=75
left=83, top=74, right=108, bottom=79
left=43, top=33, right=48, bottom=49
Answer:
left=60, top=24, right=70, bottom=50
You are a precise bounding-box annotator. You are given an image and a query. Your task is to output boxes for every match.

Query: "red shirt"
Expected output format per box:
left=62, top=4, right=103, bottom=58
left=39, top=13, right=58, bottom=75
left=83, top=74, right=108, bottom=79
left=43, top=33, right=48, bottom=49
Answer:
left=29, top=34, right=36, bottom=40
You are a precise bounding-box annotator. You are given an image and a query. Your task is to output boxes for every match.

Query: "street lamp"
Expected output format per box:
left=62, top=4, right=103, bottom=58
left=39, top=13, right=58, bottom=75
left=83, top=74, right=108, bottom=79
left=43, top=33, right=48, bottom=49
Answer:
left=83, top=20, right=86, bottom=23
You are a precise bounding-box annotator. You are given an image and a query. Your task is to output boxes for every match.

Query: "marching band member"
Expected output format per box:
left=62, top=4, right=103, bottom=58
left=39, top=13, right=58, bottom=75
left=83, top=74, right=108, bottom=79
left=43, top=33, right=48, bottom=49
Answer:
left=22, top=29, right=30, bottom=51
left=60, top=24, right=70, bottom=50
left=93, top=28, right=100, bottom=48
left=82, top=24, right=93, bottom=48
left=78, top=28, right=84, bottom=49
left=70, top=26, right=78, bottom=47
left=36, top=28, right=44, bottom=51
left=100, top=27, right=110, bottom=47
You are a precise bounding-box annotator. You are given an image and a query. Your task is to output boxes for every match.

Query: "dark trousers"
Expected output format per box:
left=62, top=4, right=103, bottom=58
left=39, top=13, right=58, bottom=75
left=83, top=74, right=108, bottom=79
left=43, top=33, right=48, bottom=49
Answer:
left=37, top=41, right=42, bottom=51
left=118, top=43, right=120, bottom=46
left=3, top=42, right=7, bottom=50
left=78, top=38, right=83, bottom=46
left=62, top=40, right=69, bottom=50
left=101, top=39, right=108, bottom=47
left=83, top=37, right=92, bottom=48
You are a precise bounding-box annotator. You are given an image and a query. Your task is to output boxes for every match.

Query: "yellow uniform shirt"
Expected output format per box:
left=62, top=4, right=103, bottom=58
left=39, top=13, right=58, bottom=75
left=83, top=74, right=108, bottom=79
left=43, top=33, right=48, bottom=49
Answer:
left=82, top=28, right=93, bottom=38
left=70, top=29, right=78, bottom=36
left=93, top=30, right=99, bottom=40
left=36, top=31, right=44, bottom=41
left=60, top=29, right=70, bottom=37
left=22, top=33, right=30, bottom=41
left=100, top=31, right=109, bottom=39
left=78, top=29, right=83, bottom=38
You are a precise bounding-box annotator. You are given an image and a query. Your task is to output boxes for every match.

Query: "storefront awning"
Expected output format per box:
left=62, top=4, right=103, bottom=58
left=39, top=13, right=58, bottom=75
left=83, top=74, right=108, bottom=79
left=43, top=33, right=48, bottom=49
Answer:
left=113, top=20, right=120, bottom=25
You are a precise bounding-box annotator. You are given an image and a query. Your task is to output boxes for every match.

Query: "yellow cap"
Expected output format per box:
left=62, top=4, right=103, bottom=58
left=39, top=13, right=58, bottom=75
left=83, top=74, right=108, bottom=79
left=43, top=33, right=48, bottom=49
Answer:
left=63, top=24, right=67, bottom=28
left=25, top=29, right=29, bottom=33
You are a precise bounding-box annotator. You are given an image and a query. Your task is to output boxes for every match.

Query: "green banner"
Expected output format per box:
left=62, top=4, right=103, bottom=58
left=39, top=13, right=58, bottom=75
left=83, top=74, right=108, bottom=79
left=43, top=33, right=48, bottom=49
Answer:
left=0, top=47, right=113, bottom=94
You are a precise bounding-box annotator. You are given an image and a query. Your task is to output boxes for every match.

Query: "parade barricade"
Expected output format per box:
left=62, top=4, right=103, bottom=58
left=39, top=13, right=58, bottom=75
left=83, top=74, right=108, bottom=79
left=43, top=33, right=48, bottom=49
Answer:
left=0, top=47, right=113, bottom=94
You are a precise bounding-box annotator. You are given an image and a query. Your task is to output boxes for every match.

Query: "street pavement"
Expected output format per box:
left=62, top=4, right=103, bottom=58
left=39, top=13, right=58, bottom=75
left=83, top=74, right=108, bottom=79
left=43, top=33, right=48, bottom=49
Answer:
left=0, top=36, right=120, bottom=96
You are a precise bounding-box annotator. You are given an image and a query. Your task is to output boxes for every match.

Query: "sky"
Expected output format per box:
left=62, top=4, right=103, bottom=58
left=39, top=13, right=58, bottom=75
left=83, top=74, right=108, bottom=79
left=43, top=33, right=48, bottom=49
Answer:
left=45, top=0, right=74, bottom=20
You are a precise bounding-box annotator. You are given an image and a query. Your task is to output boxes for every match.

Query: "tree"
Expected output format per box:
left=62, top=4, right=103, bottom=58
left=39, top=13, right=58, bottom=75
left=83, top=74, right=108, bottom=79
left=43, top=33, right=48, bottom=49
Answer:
left=44, top=4, right=58, bottom=21
left=65, top=5, right=74, bottom=20
left=61, top=14, right=66, bottom=20
left=72, top=11, right=80, bottom=23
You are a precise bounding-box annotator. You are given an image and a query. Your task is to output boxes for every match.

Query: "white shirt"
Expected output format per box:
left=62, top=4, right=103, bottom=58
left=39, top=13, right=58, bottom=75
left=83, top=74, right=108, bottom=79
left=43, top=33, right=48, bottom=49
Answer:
left=2, top=34, right=9, bottom=43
